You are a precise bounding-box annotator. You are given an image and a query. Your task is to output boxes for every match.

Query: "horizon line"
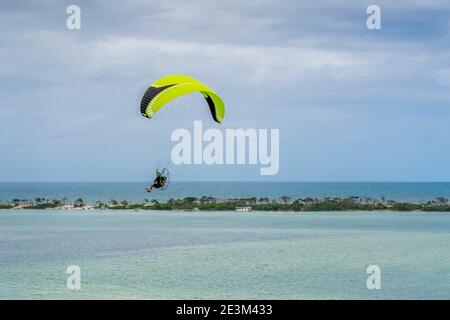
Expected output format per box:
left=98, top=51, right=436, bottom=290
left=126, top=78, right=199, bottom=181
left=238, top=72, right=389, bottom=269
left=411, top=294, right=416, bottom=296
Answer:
left=2, top=181, right=450, bottom=183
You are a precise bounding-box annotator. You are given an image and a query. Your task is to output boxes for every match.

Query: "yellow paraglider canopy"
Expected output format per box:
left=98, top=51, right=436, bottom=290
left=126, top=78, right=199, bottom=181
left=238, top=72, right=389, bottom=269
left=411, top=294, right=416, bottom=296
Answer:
left=140, top=74, right=225, bottom=123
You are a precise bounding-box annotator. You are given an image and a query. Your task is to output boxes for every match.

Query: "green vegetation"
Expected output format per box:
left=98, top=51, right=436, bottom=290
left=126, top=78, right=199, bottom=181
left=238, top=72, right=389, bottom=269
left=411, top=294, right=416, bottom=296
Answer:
left=1, top=196, right=450, bottom=212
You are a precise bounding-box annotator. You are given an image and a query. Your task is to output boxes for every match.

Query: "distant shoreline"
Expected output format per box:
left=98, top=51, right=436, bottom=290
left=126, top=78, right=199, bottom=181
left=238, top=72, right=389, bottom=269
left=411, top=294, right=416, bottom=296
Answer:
left=2, top=182, right=450, bottom=206
left=2, top=196, right=450, bottom=212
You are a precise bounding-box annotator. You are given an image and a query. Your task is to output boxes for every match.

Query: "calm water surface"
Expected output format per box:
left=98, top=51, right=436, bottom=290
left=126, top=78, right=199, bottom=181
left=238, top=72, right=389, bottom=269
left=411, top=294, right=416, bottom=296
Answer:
left=1, top=210, right=449, bottom=299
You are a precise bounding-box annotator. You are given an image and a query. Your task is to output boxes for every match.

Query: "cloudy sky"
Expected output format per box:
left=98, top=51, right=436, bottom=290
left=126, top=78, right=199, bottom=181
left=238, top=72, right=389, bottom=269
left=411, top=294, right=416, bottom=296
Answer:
left=1, top=0, right=450, bottom=181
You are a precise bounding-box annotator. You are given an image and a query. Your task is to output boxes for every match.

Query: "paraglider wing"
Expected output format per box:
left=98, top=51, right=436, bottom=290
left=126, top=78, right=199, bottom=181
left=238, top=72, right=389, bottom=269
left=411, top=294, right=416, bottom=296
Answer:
left=140, top=74, right=225, bottom=123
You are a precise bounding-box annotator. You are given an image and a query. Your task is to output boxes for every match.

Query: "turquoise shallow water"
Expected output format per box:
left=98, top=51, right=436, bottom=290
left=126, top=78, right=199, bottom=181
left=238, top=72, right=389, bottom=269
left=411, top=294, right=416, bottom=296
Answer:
left=1, top=210, right=449, bottom=299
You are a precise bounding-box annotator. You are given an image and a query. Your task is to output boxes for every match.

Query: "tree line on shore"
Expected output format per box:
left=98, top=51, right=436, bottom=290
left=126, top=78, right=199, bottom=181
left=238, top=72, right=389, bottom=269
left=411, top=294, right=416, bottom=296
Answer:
left=1, top=195, right=450, bottom=211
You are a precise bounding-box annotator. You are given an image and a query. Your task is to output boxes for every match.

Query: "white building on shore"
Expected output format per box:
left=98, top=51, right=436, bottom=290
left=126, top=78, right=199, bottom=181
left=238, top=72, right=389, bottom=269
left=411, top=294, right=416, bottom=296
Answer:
left=235, top=206, right=253, bottom=212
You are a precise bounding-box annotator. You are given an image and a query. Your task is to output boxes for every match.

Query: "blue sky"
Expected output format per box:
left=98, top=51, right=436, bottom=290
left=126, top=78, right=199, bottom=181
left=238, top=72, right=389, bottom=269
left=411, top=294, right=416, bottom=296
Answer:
left=1, top=0, right=450, bottom=181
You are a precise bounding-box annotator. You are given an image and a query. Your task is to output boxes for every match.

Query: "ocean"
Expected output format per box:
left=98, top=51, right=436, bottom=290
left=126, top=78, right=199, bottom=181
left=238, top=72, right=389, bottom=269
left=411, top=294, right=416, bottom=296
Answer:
left=1, top=210, right=449, bottom=299
left=1, top=182, right=450, bottom=204
left=1, top=182, right=450, bottom=299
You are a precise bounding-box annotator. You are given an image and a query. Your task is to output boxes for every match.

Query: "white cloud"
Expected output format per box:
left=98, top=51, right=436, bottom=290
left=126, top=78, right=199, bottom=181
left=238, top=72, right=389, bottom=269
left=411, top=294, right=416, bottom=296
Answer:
left=1, top=0, right=450, bottom=181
